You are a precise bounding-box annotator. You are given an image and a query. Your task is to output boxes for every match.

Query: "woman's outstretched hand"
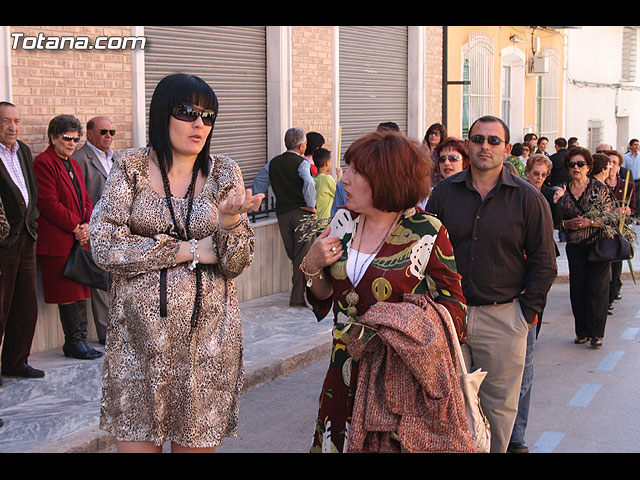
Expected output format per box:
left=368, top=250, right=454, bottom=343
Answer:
left=219, top=185, right=265, bottom=223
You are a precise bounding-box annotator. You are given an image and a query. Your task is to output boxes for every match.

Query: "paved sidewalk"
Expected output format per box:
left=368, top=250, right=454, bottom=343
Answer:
left=2, top=230, right=639, bottom=452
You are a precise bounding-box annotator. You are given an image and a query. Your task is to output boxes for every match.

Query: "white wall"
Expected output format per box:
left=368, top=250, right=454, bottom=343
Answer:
left=564, top=26, right=640, bottom=152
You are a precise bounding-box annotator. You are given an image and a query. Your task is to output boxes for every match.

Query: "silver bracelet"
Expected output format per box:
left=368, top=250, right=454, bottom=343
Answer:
left=217, top=217, right=243, bottom=231
left=188, top=238, right=199, bottom=271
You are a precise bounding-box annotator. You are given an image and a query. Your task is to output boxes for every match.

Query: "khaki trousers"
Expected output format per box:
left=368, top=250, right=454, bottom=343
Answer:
left=461, top=300, right=530, bottom=453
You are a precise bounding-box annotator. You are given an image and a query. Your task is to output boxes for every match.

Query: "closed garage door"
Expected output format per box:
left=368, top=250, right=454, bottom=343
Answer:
left=339, top=26, right=408, bottom=160
left=143, top=26, right=267, bottom=185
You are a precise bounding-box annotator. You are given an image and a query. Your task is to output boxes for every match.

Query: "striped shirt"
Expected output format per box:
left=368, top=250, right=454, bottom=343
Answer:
left=0, top=141, right=29, bottom=205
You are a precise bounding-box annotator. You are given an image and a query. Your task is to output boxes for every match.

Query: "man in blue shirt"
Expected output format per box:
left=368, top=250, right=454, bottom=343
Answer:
left=622, top=138, right=640, bottom=219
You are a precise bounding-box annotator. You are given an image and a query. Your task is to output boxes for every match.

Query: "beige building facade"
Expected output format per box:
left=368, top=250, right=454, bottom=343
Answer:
left=443, top=26, right=566, bottom=144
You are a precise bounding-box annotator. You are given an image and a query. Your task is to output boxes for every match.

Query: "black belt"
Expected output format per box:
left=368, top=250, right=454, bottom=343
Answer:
left=468, top=297, right=517, bottom=307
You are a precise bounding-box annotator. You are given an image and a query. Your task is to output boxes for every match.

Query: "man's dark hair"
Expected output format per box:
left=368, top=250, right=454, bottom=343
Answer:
left=468, top=115, right=510, bottom=144
left=555, top=137, right=567, bottom=148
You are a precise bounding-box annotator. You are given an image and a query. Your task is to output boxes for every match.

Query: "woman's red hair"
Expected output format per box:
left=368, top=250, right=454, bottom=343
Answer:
left=344, top=130, right=431, bottom=212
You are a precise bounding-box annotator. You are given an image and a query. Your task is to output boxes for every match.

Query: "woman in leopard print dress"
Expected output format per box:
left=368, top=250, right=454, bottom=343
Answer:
left=89, top=74, right=264, bottom=452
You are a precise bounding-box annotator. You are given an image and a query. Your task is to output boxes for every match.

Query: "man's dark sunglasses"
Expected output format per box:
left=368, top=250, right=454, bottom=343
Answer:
left=99, top=129, right=116, bottom=136
left=172, top=104, right=216, bottom=126
left=469, top=134, right=505, bottom=146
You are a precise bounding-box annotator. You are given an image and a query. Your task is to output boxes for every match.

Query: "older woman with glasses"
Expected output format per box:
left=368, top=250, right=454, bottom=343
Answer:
left=556, top=147, right=617, bottom=348
left=33, top=115, right=101, bottom=360
left=90, top=73, right=263, bottom=453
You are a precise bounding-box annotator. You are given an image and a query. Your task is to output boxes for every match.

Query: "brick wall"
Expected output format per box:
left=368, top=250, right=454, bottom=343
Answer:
left=291, top=26, right=334, bottom=150
left=9, top=26, right=134, bottom=156
left=425, top=26, right=444, bottom=133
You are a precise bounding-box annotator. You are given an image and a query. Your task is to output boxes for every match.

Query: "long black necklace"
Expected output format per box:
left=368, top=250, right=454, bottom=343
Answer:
left=159, top=155, right=202, bottom=330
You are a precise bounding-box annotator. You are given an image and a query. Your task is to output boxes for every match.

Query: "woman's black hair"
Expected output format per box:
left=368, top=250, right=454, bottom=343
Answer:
left=304, top=131, right=325, bottom=157
left=148, top=73, right=219, bottom=177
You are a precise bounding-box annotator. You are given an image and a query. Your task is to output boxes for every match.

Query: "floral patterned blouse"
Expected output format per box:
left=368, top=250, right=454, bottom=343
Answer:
left=307, top=207, right=466, bottom=453
left=558, top=178, right=616, bottom=245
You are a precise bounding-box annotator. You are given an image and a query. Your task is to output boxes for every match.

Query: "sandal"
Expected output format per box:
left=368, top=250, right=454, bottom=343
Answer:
left=574, top=337, right=590, bottom=344
left=590, top=337, right=603, bottom=347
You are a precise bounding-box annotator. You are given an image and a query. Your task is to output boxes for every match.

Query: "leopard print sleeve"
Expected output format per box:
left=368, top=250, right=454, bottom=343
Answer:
left=89, top=147, right=181, bottom=277
left=211, top=155, right=256, bottom=279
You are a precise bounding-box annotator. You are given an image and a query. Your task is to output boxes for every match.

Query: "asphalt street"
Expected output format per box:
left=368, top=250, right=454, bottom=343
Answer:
left=217, top=279, right=640, bottom=454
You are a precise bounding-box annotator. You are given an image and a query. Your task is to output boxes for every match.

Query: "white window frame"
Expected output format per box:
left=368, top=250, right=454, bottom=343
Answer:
left=536, top=48, right=560, bottom=140
left=461, top=32, right=495, bottom=138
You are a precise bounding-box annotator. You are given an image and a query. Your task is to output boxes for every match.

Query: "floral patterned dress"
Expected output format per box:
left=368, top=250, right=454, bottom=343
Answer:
left=307, top=207, right=467, bottom=453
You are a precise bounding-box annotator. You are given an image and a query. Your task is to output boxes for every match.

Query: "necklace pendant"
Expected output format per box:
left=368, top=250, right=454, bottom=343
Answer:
left=346, top=289, right=359, bottom=306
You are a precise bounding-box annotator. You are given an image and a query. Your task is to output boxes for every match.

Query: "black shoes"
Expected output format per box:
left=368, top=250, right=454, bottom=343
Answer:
left=507, top=442, right=529, bottom=453
left=590, top=337, right=603, bottom=348
left=575, top=336, right=603, bottom=347
left=1, top=363, right=45, bottom=378
left=63, top=342, right=103, bottom=360
left=58, top=301, right=103, bottom=360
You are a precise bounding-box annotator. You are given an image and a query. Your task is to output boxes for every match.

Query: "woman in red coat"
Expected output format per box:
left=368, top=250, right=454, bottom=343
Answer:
left=33, top=115, right=102, bottom=360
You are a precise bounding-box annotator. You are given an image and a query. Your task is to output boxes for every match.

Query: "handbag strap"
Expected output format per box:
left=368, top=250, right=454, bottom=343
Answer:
left=425, top=296, right=469, bottom=376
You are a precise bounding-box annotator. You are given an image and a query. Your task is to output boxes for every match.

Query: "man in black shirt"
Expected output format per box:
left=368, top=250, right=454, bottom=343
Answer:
left=547, top=137, right=569, bottom=187
left=426, top=115, right=557, bottom=453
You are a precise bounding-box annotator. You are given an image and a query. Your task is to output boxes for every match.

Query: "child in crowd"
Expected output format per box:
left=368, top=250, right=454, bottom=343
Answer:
left=313, top=147, right=340, bottom=221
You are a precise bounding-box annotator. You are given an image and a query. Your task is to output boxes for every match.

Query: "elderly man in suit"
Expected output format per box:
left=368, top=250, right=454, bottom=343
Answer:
left=72, top=116, right=117, bottom=345
left=0, top=102, right=44, bottom=409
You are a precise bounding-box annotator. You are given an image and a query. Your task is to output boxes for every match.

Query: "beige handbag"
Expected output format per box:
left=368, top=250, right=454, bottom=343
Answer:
left=431, top=298, right=491, bottom=453
left=453, top=337, right=491, bottom=452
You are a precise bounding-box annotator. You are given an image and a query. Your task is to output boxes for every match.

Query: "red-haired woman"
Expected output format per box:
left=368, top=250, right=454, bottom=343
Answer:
left=417, top=137, right=470, bottom=210
left=434, top=137, right=469, bottom=179
left=303, top=130, right=472, bottom=453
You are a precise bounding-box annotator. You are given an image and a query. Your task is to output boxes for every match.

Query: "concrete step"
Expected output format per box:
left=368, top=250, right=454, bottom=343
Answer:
left=0, top=347, right=104, bottom=453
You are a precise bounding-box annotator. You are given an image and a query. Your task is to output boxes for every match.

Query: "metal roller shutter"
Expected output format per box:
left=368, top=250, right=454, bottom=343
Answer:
left=339, top=26, right=408, bottom=161
left=143, top=26, right=267, bottom=185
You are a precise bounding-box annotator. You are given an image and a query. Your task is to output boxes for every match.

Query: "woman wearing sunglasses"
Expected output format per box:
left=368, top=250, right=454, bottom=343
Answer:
left=417, top=137, right=468, bottom=211
left=89, top=73, right=263, bottom=453
left=33, top=114, right=101, bottom=360
left=434, top=137, right=470, bottom=179
left=555, top=147, right=617, bottom=348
